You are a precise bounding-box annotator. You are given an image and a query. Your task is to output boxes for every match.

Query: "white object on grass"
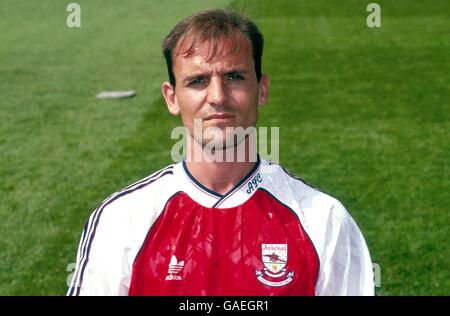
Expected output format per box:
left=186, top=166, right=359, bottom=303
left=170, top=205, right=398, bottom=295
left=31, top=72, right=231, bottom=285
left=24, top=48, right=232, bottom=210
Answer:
left=96, top=90, right=137, bottom=99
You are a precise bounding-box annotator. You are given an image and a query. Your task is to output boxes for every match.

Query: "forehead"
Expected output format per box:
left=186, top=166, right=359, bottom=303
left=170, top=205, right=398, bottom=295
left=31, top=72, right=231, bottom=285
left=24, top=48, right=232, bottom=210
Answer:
left=172, top=36, right=254, bottom=74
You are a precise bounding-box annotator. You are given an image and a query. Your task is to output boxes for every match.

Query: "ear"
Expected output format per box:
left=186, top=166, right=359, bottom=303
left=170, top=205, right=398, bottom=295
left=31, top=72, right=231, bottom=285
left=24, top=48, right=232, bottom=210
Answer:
left=258, top=74, right=269, bottom=106
left=162, top=81, right=180, bottom=115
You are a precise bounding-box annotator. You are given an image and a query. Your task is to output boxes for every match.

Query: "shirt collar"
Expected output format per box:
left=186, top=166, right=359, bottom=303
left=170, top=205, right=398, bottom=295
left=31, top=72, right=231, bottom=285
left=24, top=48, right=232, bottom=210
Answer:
left=178, top=156, right=262, bottom=208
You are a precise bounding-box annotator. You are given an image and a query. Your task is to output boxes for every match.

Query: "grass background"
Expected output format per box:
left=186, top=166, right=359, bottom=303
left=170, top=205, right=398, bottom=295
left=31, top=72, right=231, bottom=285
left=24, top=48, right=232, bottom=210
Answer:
left=0, top=0, right=448, bottom=295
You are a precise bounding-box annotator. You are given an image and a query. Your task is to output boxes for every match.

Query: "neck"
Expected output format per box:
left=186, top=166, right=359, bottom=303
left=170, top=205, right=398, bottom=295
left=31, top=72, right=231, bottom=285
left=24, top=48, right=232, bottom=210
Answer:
left=184, top=136, right=258, bottom=195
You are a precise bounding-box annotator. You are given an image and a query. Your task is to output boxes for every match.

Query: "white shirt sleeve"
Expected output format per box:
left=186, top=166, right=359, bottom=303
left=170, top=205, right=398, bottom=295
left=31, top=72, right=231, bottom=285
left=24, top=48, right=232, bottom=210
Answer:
left=315, top=200, right=375, bottom=296
left=67, top=203, right=132, bottom=296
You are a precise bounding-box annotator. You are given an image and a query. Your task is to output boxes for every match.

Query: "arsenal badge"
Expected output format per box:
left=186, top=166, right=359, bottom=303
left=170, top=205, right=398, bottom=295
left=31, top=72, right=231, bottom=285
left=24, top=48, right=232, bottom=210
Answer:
left=256, top=243, right=294, bottom=287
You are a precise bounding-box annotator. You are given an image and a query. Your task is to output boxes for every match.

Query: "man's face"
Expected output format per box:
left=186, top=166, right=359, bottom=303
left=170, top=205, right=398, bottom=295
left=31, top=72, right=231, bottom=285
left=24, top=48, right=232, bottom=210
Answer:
left=163, top=36, right=269, bottom=148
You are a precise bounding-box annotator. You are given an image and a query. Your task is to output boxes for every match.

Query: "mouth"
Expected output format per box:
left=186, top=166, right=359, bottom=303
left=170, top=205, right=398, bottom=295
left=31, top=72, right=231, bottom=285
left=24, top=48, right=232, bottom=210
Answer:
left=204, top=113, right=234, bottom=121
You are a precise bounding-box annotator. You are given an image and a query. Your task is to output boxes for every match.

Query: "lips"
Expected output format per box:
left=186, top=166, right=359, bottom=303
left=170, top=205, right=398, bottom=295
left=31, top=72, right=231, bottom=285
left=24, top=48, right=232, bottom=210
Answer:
left=204, top=113, right=234, bottom=121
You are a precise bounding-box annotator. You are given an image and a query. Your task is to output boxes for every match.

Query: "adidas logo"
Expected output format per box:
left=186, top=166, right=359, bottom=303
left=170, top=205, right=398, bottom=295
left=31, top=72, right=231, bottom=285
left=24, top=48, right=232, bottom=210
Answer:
left=165, top=255, right=184, bottom=281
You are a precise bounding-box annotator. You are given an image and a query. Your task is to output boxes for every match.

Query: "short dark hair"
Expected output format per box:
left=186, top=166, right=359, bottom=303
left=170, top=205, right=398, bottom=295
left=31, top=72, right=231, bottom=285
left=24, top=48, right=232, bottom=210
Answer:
left=162, top=9, right=264, bottom=86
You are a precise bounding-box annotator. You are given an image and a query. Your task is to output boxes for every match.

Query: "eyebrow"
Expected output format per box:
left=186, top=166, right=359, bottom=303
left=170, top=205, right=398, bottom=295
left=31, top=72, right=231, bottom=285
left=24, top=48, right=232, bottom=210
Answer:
left=181, top=69, right=249, bottom=85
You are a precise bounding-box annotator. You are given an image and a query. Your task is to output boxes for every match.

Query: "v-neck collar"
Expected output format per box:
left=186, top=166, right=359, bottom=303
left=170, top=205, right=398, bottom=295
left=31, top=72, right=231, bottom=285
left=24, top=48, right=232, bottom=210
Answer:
left=181, top=156, right=261, bottom=208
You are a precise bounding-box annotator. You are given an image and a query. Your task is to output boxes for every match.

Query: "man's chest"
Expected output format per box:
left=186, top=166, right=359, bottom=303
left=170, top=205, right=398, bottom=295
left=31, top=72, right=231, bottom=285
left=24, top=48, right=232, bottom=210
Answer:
left=128, top=190, right=319, bottom=295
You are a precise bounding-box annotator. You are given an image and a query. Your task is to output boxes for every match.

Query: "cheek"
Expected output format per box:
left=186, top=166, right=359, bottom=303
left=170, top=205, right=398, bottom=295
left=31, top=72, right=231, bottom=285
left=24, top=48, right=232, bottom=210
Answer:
left=233, top=90, right=259, bottom=116
left=177, top=92, right=207, bottom=134
left=178, top=91, right=205, bottom=116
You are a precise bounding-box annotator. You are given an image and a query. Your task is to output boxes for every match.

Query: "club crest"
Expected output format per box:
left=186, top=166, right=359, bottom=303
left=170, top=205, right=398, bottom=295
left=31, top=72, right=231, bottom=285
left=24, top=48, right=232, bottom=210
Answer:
left=256, top=244, right=294, bottom=287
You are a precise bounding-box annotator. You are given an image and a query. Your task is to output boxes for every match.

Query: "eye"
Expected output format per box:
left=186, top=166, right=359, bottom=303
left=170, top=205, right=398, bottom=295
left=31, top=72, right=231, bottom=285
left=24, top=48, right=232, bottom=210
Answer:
left=228, top=73, right=244, bottom=81
left=187, top=77, right=208, bottom=87
left=190, top=78, right=204, bottom=85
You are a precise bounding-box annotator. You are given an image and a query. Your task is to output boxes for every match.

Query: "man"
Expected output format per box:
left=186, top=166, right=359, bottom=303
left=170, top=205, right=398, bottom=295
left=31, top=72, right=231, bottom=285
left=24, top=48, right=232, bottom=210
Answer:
left=68, top=9, right=374, bottom=296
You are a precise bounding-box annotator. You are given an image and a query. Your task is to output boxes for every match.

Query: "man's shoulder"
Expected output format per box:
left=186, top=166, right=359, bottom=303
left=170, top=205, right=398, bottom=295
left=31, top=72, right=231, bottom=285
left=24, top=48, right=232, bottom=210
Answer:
left=96, top=163, right=177, bottom=214
left=260, top=160, right=347, bottom=217
left=116, top=164, right=175, bottom=195
left=259, top=160, right=329, bottom=198
left=260, top=161, right=356, bottom=251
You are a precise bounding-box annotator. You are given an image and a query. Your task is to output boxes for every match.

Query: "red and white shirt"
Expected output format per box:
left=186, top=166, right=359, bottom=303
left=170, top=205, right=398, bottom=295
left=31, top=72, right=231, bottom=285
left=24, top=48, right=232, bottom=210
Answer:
left=68, top=158, right=374, bottom=296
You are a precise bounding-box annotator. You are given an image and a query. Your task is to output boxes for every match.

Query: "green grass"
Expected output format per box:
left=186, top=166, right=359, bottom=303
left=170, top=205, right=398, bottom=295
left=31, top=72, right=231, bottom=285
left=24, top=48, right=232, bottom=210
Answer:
left=0, top=0, right=448, bottom=295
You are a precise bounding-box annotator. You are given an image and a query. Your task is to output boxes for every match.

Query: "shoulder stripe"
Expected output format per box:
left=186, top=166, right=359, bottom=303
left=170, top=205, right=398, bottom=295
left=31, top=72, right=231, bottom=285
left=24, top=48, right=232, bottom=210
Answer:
left=120, top=165, right=174, bottom=193
left=280, top=166, right=324, bottom=194
left=68, top=208, right=97, bottom=294
left=67, top=167, right=173, bottom=296
left=79, top=165, right=174, bottom=264
left=68, top=165, right=173, bottom=294
left=69, top=169, right=173, bottom=296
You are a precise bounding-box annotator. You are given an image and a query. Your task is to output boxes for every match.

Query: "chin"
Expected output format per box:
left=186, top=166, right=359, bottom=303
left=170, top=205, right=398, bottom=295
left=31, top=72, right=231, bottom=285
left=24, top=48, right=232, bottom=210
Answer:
left=207, top=135, right=247, bottom=149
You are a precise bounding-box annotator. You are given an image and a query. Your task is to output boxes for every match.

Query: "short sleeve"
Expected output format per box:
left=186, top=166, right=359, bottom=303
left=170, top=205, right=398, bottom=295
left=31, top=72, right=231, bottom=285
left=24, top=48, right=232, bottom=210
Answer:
left=315, top=201, right=375, bottom=296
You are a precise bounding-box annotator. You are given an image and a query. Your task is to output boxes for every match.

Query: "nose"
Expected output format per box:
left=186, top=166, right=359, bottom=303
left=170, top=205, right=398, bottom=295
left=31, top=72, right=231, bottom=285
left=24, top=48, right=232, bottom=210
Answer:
left=206, top=76, right=225, bottom=107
